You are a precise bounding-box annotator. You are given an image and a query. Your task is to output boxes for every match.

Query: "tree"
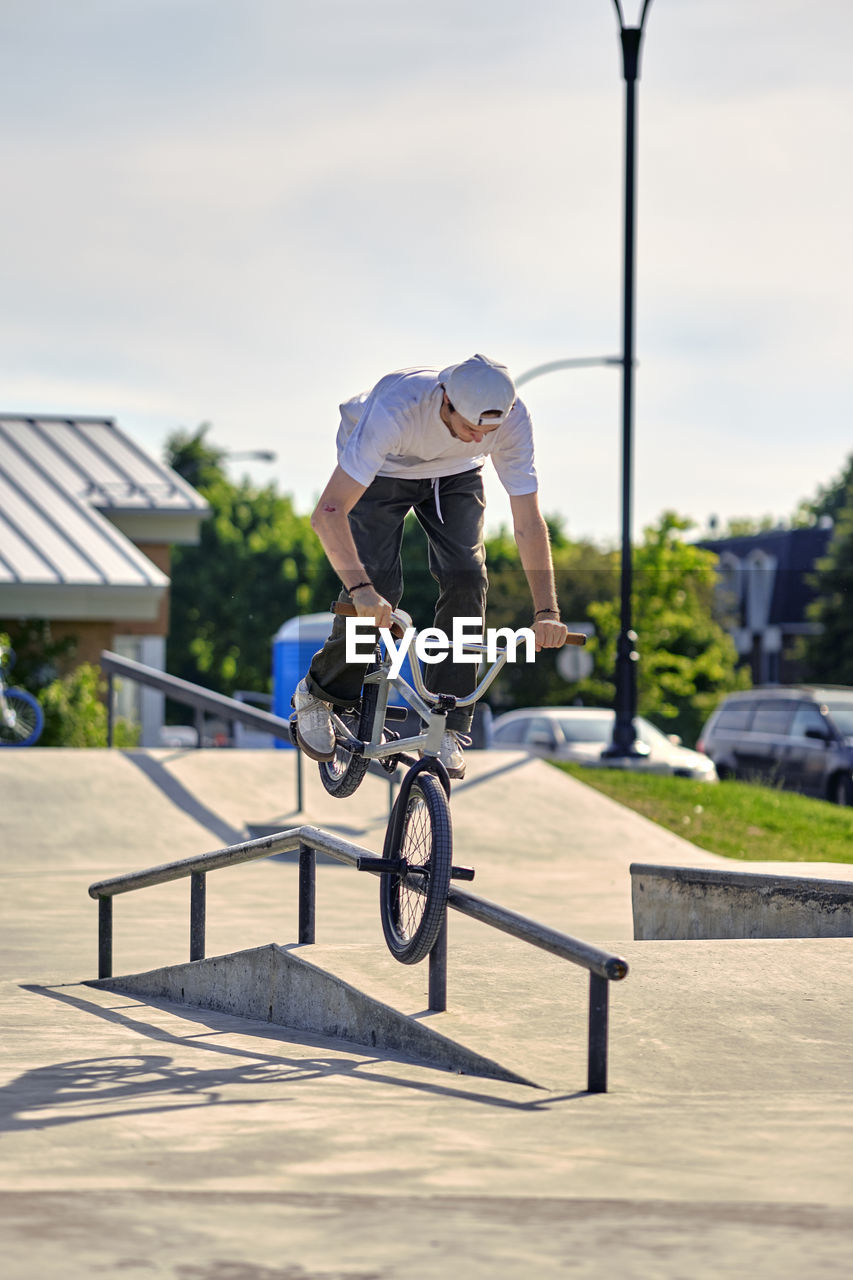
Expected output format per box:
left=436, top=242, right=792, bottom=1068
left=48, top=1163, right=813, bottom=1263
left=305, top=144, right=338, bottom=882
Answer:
left=801, top=452, right=853, bottom=525
left=576, top=512, right=749, bottom=745
left=802, top=453, right=853, bottom=683
left=166, top=423, right=228, bottom=492
left=165, top=427, right=338, bottom=696
left=477, top=518, right=619, bottom=710
left=0, top=619, right=74, bottom=692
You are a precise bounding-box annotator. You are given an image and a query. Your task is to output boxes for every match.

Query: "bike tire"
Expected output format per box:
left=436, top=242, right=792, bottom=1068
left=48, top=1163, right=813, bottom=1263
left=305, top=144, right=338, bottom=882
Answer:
left=0, top=688, right=44, bottom=747
left=380, top=772, right=452, bottom=965
left=318, top=673, right=379, bottom=798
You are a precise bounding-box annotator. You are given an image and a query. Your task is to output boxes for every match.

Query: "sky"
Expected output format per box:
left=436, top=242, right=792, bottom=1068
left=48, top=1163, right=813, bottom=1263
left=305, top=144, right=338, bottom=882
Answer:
left=1, top=0, right=851, bottom=545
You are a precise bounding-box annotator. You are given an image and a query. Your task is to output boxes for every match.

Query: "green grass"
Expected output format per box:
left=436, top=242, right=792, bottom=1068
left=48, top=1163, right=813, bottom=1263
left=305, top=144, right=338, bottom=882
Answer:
left=553, top=763, right=853, bottom=864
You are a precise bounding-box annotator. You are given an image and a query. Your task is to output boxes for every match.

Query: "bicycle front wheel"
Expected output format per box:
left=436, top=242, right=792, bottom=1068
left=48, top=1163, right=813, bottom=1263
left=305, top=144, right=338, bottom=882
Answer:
left=380, top=772, right=452, bottom=965
left=318, top=675, right=378, bottom=799
left=0, top=688, right=44, bottom=746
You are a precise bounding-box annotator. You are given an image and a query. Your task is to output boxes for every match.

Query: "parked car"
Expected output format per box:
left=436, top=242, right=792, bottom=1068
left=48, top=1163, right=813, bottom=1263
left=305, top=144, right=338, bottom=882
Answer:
left=158, top=724, right=199, bottom=748
left=697, top=686, right=853, bottom=805
left=489, top=706, right=718, bottom=781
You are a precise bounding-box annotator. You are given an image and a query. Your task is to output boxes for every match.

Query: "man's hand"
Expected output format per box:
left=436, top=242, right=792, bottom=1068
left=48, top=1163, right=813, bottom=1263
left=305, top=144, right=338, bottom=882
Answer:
left=351, top=584, right=393, bottom=631
left=532, top=617, right=569, bottom=652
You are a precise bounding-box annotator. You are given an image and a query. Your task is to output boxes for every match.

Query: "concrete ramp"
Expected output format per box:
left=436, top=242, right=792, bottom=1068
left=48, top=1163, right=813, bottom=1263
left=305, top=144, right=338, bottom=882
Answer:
left=89, top=943, right=536, bottom=1086
left=631, top=862, right=853, bottom=940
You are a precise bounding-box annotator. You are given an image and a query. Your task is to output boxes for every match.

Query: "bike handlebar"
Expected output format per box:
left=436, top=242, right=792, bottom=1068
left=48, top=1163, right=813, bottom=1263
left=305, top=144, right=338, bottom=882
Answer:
left=331, top=601, right=587, bottom=647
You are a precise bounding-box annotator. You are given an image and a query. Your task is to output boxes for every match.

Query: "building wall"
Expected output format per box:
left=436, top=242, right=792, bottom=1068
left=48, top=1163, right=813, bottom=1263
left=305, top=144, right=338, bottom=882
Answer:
left=49, top=619, right=117, bottom=673
left=121, top=543, right=171, bottom=636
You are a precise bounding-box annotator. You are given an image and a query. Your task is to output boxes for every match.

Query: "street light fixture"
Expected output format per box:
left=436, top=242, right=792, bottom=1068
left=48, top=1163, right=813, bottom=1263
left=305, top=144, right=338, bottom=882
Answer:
left=516, top=355, right=623, bottom=388
left=601, top=0, right=654, bottom=761
left=224, top=450, right=277, bottom=463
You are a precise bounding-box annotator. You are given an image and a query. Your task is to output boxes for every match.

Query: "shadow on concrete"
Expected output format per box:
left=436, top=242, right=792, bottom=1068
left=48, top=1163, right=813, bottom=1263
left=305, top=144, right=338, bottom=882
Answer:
left=5, top=984, right=585, bottom=1130
left=120, top=751, right=246, bottom=847
left=451, top=753, right=535, bottom=798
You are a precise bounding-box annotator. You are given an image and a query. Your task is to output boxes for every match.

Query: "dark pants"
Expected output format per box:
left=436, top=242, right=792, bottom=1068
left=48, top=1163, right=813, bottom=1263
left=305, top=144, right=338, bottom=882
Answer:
left=307, top=469, right=487, bottom=732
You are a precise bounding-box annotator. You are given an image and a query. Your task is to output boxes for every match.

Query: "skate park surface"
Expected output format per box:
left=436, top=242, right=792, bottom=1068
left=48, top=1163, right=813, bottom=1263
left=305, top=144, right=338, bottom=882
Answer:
left=2, top=746, right=852, bottom=1278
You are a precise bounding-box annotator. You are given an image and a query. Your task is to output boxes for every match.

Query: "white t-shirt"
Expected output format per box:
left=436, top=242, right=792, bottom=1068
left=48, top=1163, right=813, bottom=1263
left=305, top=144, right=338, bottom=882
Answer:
left=336, top=366, right=538, bottom=496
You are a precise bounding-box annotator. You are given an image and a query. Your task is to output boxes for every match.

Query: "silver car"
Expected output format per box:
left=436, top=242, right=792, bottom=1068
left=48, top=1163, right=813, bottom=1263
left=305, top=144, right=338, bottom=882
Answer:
left=490, top=706, right=718, bottom=781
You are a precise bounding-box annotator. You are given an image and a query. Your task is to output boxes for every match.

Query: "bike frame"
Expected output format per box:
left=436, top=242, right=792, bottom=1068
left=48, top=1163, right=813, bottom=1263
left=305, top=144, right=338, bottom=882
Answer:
left=328, top=624, right=511, bottom=764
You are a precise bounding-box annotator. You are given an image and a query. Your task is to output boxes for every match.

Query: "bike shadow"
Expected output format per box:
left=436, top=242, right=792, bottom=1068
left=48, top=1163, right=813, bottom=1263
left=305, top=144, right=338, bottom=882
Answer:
left=5, top=983, right=587, bottom=1134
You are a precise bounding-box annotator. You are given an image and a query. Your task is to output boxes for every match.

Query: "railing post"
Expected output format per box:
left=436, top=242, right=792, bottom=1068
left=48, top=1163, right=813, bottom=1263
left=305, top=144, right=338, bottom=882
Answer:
left=190, top=871, right=206, bottom=961
left=587, top=972, right=610, bottom=1093
left=106, top=674, right=115, bottom=747
left=428, top=913, right=448, bottom=1012
left=296, top=744, right=304, bottom=812
left=298, top=843, right=316, bottom=943
left=98, top=897, right=113, bottom=979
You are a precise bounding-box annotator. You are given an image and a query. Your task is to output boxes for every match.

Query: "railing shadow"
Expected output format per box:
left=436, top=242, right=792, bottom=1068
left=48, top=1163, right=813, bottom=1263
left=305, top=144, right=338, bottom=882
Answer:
left=2, top=984, right=586, bottom=1133
left=121, top=751, right=246, bottom=847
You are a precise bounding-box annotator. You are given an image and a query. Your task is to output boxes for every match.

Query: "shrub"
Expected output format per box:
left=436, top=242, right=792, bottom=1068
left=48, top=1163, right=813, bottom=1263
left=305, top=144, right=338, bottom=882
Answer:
left=38, top=664, right=139, bottom=748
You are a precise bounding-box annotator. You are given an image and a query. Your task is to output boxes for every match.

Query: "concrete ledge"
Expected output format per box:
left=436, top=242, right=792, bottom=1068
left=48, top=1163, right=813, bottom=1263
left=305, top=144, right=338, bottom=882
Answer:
left=630, top=863, right=853, bottom=940
left=89, top=942, right=536, bottom=1086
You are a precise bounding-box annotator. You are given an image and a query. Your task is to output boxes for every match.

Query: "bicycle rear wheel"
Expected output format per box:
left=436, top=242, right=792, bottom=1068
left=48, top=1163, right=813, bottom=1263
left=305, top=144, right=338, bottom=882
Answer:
left=0, top=688, right=44, bottom=746
left=380, top=772, right=452, bottom=965
left=318, top=675, right=378, bottom=798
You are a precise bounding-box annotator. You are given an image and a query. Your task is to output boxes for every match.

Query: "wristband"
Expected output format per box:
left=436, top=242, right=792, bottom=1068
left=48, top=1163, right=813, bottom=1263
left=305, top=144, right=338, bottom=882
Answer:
left=346, top=581, right=373, bottom=595
left=535, top=608, right=560, bottom=618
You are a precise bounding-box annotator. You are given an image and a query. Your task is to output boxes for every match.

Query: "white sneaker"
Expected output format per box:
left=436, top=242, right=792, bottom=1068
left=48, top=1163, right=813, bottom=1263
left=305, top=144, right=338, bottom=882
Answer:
left=438, top=729, right=471, bottom=780
left=293, top=678, right=335, bottom=761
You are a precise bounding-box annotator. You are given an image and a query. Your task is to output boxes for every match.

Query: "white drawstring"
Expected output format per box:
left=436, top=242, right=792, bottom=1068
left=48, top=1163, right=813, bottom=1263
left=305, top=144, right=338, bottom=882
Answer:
left=433, top=477, right=444, bottom=524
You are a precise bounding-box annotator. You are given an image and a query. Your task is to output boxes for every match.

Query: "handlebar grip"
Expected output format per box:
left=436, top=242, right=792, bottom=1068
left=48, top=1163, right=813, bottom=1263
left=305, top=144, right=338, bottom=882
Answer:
left=563, top=633, right=588, bottom=647
left=331, top=600, right=408, bottom=640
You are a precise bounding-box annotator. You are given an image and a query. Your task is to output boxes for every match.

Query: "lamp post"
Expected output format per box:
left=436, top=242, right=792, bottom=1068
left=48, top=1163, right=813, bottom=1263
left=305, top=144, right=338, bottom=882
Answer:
left=602, top=0, right=653, bottom=760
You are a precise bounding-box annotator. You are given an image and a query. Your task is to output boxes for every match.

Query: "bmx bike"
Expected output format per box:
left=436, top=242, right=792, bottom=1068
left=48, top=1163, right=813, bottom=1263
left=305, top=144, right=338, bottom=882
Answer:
left=0, top=646, right=44, bottom=747
left=295, top=603, right=587, bottom=966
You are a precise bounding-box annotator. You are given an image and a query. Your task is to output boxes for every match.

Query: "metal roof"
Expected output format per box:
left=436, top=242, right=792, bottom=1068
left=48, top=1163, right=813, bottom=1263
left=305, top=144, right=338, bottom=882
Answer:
left=0, top=415, right=208, bottom=620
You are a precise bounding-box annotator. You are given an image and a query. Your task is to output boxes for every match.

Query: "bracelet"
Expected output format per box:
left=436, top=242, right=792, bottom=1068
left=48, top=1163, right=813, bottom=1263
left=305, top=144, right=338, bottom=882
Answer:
left=346, top=580, right=373, bottom=595
left=535, top=607, right=560, bottom=618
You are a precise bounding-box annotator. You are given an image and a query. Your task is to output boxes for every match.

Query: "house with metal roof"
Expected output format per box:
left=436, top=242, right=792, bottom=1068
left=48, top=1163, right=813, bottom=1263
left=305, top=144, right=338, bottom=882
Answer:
left=0, top=414, right=208, bottom=743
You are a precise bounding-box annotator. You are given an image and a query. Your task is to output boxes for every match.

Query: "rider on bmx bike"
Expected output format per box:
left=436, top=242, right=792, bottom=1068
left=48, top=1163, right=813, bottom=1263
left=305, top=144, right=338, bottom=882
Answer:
left=294, top=353, right=569, bottom=779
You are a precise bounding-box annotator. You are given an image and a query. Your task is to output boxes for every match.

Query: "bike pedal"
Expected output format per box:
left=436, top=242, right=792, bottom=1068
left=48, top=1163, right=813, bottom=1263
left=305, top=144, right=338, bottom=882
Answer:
left=450, top=865, right=475, bottom=882
left=356, top=856, right=406, bottom=874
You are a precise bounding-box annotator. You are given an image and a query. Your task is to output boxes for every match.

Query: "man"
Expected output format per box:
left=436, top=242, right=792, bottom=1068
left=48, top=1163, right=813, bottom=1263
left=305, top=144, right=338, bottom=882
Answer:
left=294, top=353, right=568, bottom=778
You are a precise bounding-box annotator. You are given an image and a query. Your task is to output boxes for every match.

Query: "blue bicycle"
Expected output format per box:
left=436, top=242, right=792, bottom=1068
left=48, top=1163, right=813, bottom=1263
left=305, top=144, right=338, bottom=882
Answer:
left=0, top=647, right=44, bottom=747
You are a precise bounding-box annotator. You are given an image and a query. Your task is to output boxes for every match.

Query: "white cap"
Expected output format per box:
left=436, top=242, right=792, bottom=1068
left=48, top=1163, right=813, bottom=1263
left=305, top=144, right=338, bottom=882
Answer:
left=438, top=354, right=516, bottom=427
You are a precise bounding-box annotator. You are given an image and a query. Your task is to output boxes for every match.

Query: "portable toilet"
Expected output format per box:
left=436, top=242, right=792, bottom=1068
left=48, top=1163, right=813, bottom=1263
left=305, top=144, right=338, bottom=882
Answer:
left=272, top=610, right=417, bottom=748
left=272, top=612, right=334, bottom=748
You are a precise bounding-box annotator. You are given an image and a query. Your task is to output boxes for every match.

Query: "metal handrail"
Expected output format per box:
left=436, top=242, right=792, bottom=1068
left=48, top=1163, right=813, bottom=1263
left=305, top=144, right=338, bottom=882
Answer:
left=100, top=650, right=294, bottom=744
left=89, top=825, right=628, bottom=1093
left=99, top=650, right=399, bottom=813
